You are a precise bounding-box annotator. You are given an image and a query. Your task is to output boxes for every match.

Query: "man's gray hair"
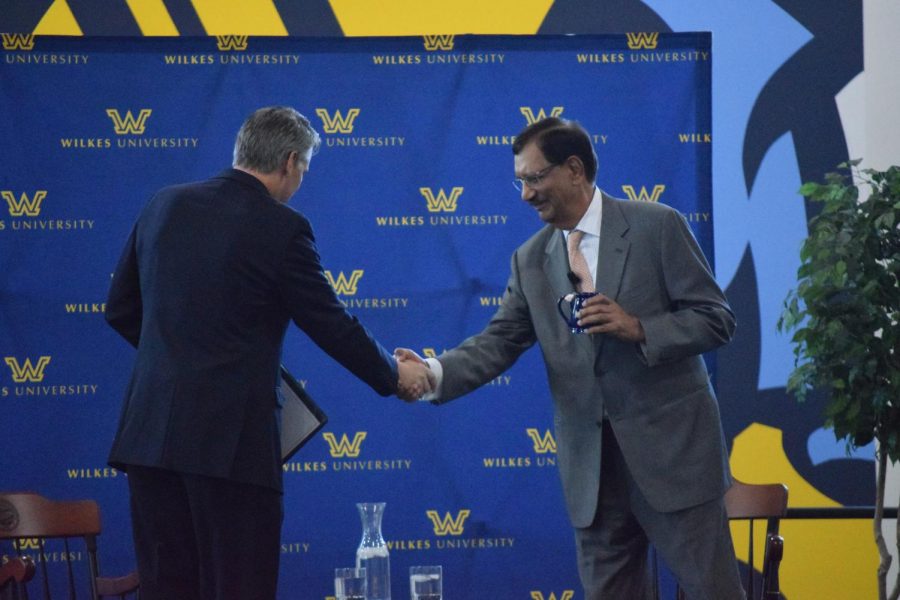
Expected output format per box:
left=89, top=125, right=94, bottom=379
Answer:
left=233, top=106, right=321, bottom=173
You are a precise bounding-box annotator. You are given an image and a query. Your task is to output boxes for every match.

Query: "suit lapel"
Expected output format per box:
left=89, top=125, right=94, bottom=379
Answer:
left=593, top=194, right=631, bottom=357
left=543, top=228, right=575, bottom=295
left=595, top=193, right=630, bottom=301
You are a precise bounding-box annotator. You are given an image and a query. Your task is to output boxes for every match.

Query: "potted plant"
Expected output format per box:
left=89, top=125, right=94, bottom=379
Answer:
left=779, top=160, right=900, bottom=600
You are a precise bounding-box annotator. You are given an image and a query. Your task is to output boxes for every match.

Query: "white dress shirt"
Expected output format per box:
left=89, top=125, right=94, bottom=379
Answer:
left=563, top=186, right=603, bottom=287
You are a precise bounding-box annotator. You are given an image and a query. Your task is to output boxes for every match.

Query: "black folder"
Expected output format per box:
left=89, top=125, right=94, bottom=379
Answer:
left=279, top=365, right=327, bottom=463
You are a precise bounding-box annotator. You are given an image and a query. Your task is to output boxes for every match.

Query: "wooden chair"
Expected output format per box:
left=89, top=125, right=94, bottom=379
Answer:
left=1, top=556, right=36, bottom=600
left=725, top=479, right=788, bottom=599
left=0, top=493, right=139, bottom=599
left=674, top=478, right=788, bottom=600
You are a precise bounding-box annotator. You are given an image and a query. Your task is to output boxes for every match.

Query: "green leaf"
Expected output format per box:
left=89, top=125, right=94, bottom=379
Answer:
left=799, top=182, right=821, bottom=197
left=876, top=212, right=895, bottom=229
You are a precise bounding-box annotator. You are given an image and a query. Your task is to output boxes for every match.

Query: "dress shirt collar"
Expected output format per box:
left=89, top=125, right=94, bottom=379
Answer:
left=565, top=186, right=603, bottom=239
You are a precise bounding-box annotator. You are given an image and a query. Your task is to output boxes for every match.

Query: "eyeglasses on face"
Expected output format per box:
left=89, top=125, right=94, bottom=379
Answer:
left=512, top=163, right=559, bottom=192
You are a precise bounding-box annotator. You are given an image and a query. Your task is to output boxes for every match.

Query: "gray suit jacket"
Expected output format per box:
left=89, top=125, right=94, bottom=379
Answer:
left=435, top=192, right=735, bottom=528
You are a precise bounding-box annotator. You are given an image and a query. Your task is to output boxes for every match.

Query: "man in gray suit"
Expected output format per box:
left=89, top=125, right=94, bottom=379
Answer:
left=396, top=117, right=744, bottom=599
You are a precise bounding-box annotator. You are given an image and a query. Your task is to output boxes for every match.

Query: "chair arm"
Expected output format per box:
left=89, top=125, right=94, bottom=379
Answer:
left=761, top=533, right=784, bottom=598
left=0, top=556, right=35, bottom=587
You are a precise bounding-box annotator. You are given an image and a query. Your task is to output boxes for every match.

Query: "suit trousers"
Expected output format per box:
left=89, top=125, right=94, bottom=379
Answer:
left=126, top=465, right=284, bottom=600
left=574, top=421, right=745, bottom=600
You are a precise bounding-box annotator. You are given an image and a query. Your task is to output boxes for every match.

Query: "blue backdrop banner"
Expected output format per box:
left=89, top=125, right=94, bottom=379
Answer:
left=0, top=33, right=710, bottom=599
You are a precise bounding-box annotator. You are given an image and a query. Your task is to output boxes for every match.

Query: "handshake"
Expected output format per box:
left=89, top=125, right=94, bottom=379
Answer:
left=393, top=348, right=435, bottom=402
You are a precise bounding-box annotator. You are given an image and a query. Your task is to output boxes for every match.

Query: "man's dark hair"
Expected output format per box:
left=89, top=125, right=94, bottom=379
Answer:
left=512, top=117, right=597, bottom=183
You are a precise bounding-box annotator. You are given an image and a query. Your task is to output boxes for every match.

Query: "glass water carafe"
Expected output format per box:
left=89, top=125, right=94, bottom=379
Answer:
left=355, top=502, right=391, bottom=600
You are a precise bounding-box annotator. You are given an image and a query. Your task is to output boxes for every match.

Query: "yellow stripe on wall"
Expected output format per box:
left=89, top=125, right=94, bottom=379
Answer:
left=329, top=0, right=553, bottom=36
left=126, top=0, right=179, bottom=36
left=191, top=0, right=288, bottom=35
left=33, top=0, right=82, bottom=35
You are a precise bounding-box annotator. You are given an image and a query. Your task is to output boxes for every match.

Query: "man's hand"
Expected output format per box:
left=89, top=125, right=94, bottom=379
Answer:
left=396, top=355, right=435, bottom=402
left=577, top=294, right=645, bottom=342
left=393, top=347, right=427, bottom=366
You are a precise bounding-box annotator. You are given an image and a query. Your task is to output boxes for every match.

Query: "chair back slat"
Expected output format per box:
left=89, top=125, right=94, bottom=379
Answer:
left=38, top=538, right=50, bottom=600
left=62, top=538, right=76, bottom=600
left=746, top=519, right=755, bottom=598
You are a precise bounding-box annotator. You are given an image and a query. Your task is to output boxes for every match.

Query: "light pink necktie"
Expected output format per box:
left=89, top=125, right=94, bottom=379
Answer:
left=567, top=229, right=594, bottom=293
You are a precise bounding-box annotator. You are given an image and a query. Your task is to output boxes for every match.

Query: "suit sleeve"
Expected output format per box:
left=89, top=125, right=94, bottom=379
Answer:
left=105, top=223, right=143, bottom=348
left=435, top=248, right=537, bottom=402
left=278, top=218, right=398, bottom=397
left=638, top=209, right=736, bottom=366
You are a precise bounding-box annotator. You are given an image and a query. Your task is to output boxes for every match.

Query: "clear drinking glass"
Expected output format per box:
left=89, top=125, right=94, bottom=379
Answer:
left=335, top=567, right=367, bottom=600
left=409, top=565, right=441, bottom=600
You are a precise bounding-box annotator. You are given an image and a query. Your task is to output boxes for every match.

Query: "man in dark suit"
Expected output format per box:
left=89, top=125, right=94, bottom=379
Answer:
left=397, top=117, right=744, bottom=598
left=106, top=106, right=433, bottom=600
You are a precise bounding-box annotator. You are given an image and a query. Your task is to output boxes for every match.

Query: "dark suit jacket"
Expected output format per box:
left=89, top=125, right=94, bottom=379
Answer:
left=106, top=169, right=397, bottom=492
left=435, top=193, right=735, bottom=527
